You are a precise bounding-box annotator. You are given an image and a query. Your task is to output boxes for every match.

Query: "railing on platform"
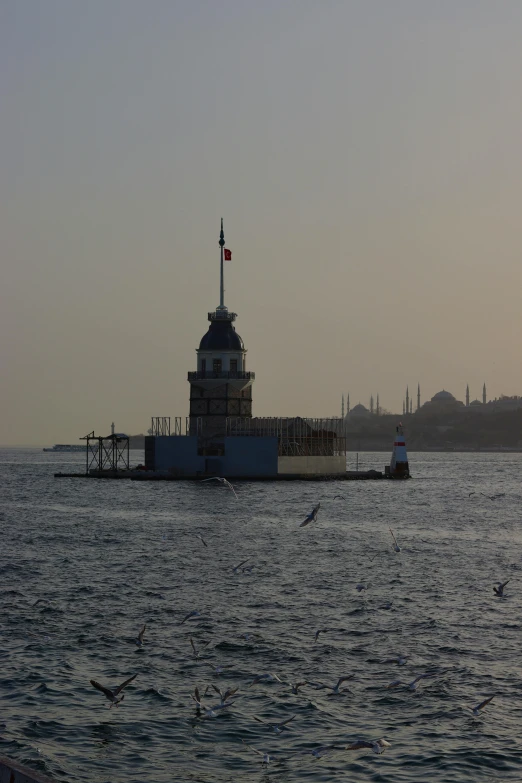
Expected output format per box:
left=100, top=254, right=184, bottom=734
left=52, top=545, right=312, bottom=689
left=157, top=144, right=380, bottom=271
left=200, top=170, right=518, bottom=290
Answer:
left=187, top=371, right=255, bottom=381
left=225, top=417, right=346, bottom=456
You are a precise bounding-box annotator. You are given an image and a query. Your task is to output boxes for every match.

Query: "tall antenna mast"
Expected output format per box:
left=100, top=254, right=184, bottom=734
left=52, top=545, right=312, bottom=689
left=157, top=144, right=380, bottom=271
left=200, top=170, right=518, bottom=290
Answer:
left=218, top=217, right=226, bottom=310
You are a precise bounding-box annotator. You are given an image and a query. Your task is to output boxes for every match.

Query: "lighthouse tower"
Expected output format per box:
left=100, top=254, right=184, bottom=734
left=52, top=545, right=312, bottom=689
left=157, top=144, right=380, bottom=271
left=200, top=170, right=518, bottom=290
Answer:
left=388, top=422, right=410, bottom=479
left=187, top=220, right=254, bottom=439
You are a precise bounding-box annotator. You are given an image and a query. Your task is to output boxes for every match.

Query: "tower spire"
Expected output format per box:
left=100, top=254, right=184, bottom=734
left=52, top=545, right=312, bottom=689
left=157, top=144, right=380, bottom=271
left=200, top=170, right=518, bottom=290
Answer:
left=483, top=382, right=487, bottom=405
left=218, top=218, right=226, bottom=310
left=466, top=384, right=469, bottom=407
left=417, top=383, right=420, bottom=412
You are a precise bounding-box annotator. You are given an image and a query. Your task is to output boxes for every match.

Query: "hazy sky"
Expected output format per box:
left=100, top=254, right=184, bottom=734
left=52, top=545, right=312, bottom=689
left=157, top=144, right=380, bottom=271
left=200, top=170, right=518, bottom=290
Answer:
left=2, top=1, right=522, bottom=444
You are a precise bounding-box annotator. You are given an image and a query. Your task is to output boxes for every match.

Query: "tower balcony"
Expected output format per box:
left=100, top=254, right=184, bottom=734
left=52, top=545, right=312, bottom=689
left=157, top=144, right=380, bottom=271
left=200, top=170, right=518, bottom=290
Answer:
left=208, top=310, right=237, bottom=322
left=188, top=371, right=255, bottom=381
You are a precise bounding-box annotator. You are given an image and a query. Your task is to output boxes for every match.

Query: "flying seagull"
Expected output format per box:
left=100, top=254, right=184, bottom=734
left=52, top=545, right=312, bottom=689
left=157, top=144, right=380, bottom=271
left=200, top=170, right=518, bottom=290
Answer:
left=248, top=673, right=282, bottom=687
left=382, top=654, right=409, bottom=666
left=472, top=696, right=494, bottom=715
left=253, top=714, right=296, bottom=735
left=189, top=637, right=210, bottom=659
left=135, top=624, right=146, bottom=647
left=307, top=675, right=355, bottom=694
left=299, top=503, right=320, bottom=528
left=232, top=558, right=250, bottom=573
left=191, top=686, right=236, bottom=718
left=211, top=684, right=239, bottom=705
left=346, top=739, right=391, bottom=754
left=196, top=534, right=208, bottom=548
left=242, top=740, right=272, bottom=766
left=204, top=662, right=229, bottom=675
left=90, top=674, right=137, bottom=708
left=493, top=580, right=510, bottom=597
left=290, top=681, right=307, bottom=695
left=201, top=476, right=238, bottom=499
left=181, top=610, right=201, bottom=625
left=389, top=528, right=401, bottom=552
left=314, top=629, right=329, bottom=643
left=386, top=673, right=433, bottom=691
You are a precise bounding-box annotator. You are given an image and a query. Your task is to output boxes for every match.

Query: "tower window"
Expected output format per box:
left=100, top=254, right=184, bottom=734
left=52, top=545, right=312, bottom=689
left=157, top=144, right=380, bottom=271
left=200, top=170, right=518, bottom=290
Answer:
left=213, top=359, right=222, bottom=374
left=201, top=359, right=206, bottom=373
left=230, top=359, right=237, bottom=374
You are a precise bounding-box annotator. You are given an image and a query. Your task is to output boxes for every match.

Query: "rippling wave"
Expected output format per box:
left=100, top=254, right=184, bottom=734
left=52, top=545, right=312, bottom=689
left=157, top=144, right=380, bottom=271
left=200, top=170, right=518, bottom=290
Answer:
left=1, top=448, right=522, bottom=781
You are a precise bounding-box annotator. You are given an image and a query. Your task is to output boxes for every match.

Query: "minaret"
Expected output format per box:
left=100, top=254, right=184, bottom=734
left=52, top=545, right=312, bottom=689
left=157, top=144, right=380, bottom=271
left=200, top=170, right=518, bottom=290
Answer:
left=410, top=398, right=413, bottom=414
left=346, top=393, right=350, bottom=414
left=376, top=394, right=380, bottom=416
left=405, top=386, right=409, bottom=415
left=417, top=384, right=420, bottom=412
left=466, top=384, right=470, bottom=407
left=188, top=220, right=254, bottom=438
left=370, top=395, right=374, bottom=414
left=483, top=383, right=487, bottom=405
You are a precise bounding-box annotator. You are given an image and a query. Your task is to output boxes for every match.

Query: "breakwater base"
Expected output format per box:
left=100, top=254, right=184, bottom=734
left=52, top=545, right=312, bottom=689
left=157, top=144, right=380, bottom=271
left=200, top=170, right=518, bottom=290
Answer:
left=54, top=469, right=392, bottom=481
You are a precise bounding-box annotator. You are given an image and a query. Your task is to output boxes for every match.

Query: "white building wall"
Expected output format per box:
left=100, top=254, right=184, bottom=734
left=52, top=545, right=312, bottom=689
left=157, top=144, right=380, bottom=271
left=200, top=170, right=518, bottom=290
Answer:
left=277, top=456, right=346, bottom=476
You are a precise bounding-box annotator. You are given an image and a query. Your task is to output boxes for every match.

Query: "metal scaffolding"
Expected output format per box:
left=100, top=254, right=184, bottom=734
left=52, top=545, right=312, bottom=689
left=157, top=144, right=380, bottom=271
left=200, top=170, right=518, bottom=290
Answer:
left=225, top=417, right=346, bottom=456
left=81, top=431, right=130, bottom=474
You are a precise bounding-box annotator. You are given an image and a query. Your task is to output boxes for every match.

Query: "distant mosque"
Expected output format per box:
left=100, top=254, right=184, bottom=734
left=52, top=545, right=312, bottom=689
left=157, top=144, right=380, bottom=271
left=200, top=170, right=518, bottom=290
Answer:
left=402, top=383, right=522, bottom=415
left=340, top=383, right=522, bottom=419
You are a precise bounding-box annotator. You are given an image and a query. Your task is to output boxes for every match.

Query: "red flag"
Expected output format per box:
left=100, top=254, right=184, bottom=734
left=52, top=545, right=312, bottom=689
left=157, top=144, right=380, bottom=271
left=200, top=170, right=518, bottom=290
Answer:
left=224, top=248, right=232, bottom=261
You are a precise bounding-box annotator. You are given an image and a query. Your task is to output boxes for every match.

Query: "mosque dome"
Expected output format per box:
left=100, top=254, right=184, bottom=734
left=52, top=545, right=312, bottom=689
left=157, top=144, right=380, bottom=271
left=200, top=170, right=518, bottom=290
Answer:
left=431, top=390, right=456, bottom=402
left=469, top=399, right=483, bottom=407
left=199, top=319, right=244, bottom=351
left=349, top=403, right=370, bottom=417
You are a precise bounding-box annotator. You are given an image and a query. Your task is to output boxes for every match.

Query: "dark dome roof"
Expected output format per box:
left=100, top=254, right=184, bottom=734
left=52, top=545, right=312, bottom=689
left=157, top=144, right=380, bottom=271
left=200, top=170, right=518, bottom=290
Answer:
left=431, top=389, right=456, bottom=402
left=199, top=319, right=244, bottom=351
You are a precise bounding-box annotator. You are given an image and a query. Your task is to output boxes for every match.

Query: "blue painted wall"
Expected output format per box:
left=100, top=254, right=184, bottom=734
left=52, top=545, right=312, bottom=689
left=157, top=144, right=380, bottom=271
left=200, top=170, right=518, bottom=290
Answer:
left=223, top=436, right=278, bottom=476
left=153, top=436, right=202, bottom=474
left=150, top=435, right=278, bottom=476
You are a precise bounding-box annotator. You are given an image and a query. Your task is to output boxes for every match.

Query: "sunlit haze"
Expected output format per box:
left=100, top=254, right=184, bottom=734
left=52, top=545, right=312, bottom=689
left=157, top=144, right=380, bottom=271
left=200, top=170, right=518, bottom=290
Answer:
left=2, top=1, right=522, bottom=445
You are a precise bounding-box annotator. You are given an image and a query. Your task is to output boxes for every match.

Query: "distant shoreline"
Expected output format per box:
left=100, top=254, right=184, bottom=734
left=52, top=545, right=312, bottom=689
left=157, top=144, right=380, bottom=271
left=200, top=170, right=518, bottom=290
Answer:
left=1, top=446, right=522, bottom=455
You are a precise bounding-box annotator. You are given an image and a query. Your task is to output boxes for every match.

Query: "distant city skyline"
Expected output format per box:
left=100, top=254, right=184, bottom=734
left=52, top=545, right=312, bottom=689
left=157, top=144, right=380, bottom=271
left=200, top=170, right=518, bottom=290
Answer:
left=2, top=2, right=522, bottom=445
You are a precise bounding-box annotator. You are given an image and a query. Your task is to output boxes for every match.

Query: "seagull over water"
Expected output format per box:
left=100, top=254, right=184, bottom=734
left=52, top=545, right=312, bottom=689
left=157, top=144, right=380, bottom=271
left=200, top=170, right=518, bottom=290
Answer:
left=314, top=629, right=329, bottom=643
left=253, top=714, right=296, bottom=735
left=191, top=686, right=236, bottom=718
left=346, top=739, right=391, bottom=754
left=386, top=673, right=433, bottom=691
left=211, top=684, right=238, bottom=705
left=135, top=625, right=146, bottom=647
left=493, top=580, right=510, bottom=597
left=307, top=675, right=355, bottom=694
left=290, top=681, right=307, bottom=695
left=232, top=558, right=250, bottom=573
left=472, top=696, right=494, bottom=715
left=90, top=674, right=137, bottom=708
left=189, top=637, right=210, bottom=659
left=196, top=534, right=208, bottom=548
left=201, top=476, right=238, bottom=499
left=248, top=673, right=283, bottom=687
left=181, top=610, right=201, bottom=625
left=242, top=740, right=272, bottom=766
left=382, top=654, right=409, bottom=666
left=299, top=503, right=320, bottom=528
left=389, top=528, right=401, bottom=552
